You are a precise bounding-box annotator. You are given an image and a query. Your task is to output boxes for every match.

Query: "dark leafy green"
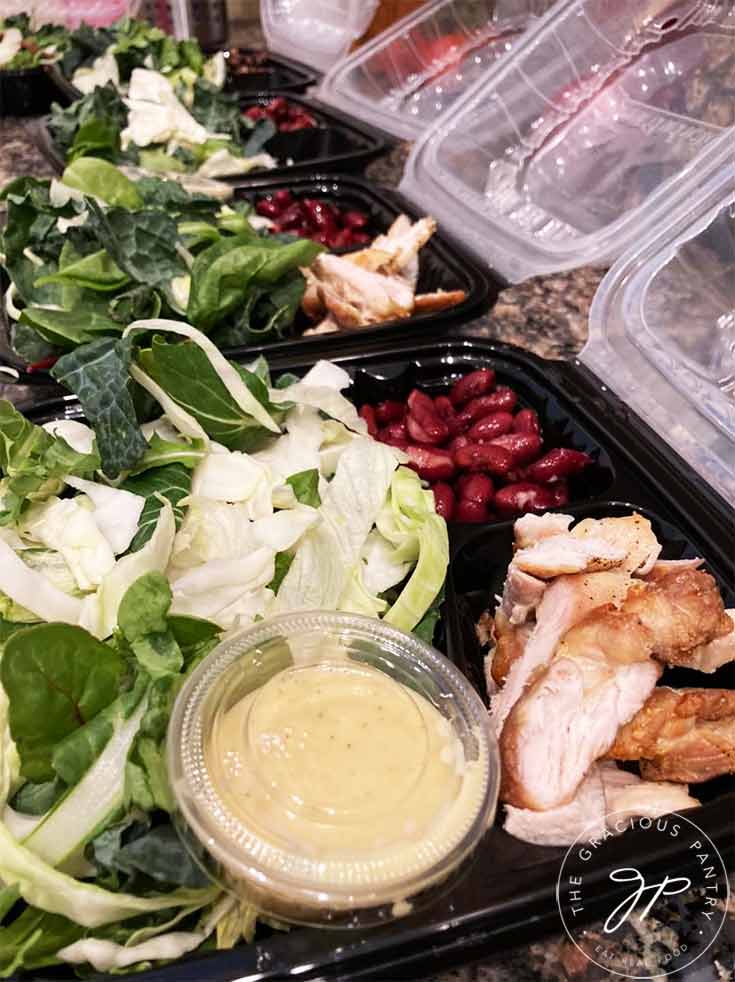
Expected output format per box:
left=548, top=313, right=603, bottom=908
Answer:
left=1, top=624, right=125, bottom=782
left=50, top=336, right=147, bottom=478
left=268, top=552, right=294, bottom=594
left=121, top=463, right=192, bottom=552
left=86, top=201, right=184, bottom=288
left=10, top=779, right=66, bottom=817
left=286, top=469, right=321, bottom=507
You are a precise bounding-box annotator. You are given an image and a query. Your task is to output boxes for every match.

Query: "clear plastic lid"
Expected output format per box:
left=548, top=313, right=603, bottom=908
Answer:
left=168, top=611, right=498, bottom=927
left=261, top=0, right=380, bottom=73
left=317, top=0, right=555, bottom=141
left=399, top=0, right=735, bottom=282
left=583, top=137, right=735, bottom=503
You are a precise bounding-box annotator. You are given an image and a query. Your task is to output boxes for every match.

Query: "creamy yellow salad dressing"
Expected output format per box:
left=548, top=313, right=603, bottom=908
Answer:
left=203, top=660, right=488, bottom=902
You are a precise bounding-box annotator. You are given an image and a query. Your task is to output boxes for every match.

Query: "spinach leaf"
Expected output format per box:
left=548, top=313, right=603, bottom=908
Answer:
left=187, top=235, right=321, bottom=331
left=86, top=201, right=184, bottom=288
left=139, top=338, right=276, bottom=450
left=213, top=270, right=306, bottom=347
left=286, top=468, right=321, bottom=507
left=51, top=337, right=148, bottom=478
left=1, top=624, right=125, bottom=782
left=412, top=585, right=445, bottom=644
left=48, top=84, right=128, bottom=162
left=51, top=709, right=114, bottom=786
left=35, top=248, right=130, bottom=292
left=108, top=284, right=162, bottom=324
left=61, top=158, right=143, bottom=210
left=18, top=308, right=122, bottom=350
left=0, top=401, right=99, bottom=524
left=268, top=552, right=294, bottom=594
left=117, top=572, right=171, bottom=642
left=121, top=463, right=192, bottom=552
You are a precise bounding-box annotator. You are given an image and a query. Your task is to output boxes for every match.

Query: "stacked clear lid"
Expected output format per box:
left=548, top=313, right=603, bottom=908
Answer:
left=583, top=138, right=735, bottom=504
left=399, top=0, right=735, bottom=282
left=317, top=0, right=555, bottom=141
left=261, top=0, right=380, bottom=73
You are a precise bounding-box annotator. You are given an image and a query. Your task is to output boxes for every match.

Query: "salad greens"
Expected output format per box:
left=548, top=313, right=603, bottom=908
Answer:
left=0, top=330, right=449, bottom=974
left=63, top=17, right=225, bottom=96
left=0, top=168, right=322, bottom=375
left=49, top=67, right=276, bottom=180
left=0, top=15, right=68, bottom=72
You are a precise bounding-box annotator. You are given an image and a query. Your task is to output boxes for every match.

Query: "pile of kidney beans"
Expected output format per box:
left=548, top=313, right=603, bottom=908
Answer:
left=255, top=191, right=372, bottom=249
left=243, top=97, right=318, bottom=132
left=359, top=369, right=593, bottom=522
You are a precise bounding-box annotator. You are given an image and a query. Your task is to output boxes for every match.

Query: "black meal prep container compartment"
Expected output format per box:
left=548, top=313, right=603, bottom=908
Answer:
left=47, top=49, right=316, bottom=106
left=13, top=337, right=734, bottom=981
left=0, top=66, right=60, bottom=117
left=31, top=101, right=389, bottom=187
left=235, top=94, right=390, bottom=178
left=0, top=176, right=493, bottom=386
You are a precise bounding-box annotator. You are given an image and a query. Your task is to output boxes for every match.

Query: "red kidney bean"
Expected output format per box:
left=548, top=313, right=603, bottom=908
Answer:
left=468, top=411, right=514, bottom=443
left=448, top=434, right=470, bottom=455
left=375, top=400, right=405, bottom=425
left=255, top=197, right=280, bottom=219
left=433, top=395, right=454, bottom=419
left=359, top=405, right=378, bottom=437
left=404, top=446, right=455, bottom=481
left=495, top=482, right=557, bottom=516
left=379, top=421, right=408, bottom=446
left=431, top=482, right=455, bottom=521
left=512, top=408, right=540, bottom=435
left=489, top=432, right=543, bottom=466
left=454, top=443, right=514, bottom=476
left=343, top=210, right=368, bottom=229
left=464, top=386, right=518, bottom=420
left=455, top=498, right=491, bottom=523
left=524, top=448, right=593, bottom=484
left=272, top=189, right=292, bottom=209
left=456, top=473, right=494, bottom=504
left=449, top=369, right=496, bottom=407
left=406, top=413, right=443, bottom=445
left=407, top=390, right=449, bottom=443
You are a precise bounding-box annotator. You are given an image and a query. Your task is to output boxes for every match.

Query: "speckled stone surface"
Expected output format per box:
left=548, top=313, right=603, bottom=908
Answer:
left=0, top=27, right=733, bottom=982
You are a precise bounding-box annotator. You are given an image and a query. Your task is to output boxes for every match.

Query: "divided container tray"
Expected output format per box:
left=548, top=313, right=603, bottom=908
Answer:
left=15, top=337, right=734, bottom=981
left=0, top=176, right=493, bottom=385
left=47, top=49, right=317, bottom=105
left=31, top=101, right=389, bottom=188
left=0, top=66, right=61, bottom=117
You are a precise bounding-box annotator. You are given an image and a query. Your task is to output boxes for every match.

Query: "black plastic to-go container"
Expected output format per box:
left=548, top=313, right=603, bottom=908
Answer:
left=31, top=104, right=389, bottom=186
left=236, top=93, right=391, bottom=179
left=0, top=66, right=59, bottom=117
left=13, top=337, right=733, bottom=982
left=0, top=177, right=493, bottom=384
left=47, top=49, right=316, bottom=106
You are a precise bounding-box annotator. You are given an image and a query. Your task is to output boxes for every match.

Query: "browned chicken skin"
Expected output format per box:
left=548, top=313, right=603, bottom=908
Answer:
left=607, top=687, right=735, bottom=783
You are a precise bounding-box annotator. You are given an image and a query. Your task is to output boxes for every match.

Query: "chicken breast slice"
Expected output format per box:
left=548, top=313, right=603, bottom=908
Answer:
left=513, top=513, right=574, bottom=549
left=667, top=611, right=735, bottom=672
left=308, top=254, right=415, bottom=325
left=500, top=566, right=548, bottom=625
left=504, top=763, right=699, bottom=846
left=623, top=568, right=731, bottom=663
left=607, top=687, right=735, bottom=784
left=487, top=610, right=533, bottom=689
left=571, top=514, right=662, bottom=575
left=490, top=570, right=632, bottom=735
left=512, top=534, right=627, bottom=579
left=643, top=557, right=704, bottom=581
left=500, top=608, right=661, bottom=810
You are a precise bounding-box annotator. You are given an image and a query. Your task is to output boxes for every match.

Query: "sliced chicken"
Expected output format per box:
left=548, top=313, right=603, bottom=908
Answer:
left=622, top=568, right=731, bottom=664
left=413, top=290, right=468, bottom=313
left=500, top=608, right=661, bottom=810
left=599, top=761, right=700, bottom=821
left=504, top=762, right=699, bottom=846
left=301, top=266, right=324, bottom=320
left=490, top=569, right=632, bottom=735
left=504, top=764, right=607, bottom=846
left=500, top=566, right=547, bottom=625
left=643, top=557, right=704, bottom=581
left=308, top=253, right=415, bottom=325
left=303, top=315, right=340, bottom=336
left=487, top=610, right=533, bottom=689
left=571, top=514, right=662, bottom=575
left=665, top=611, right=735, bottom=673
left=346, top=216, right=436, bottom=279
left=512, top=534, right=627, bottom=579
left=607, top=687, right=735, bottom=784
left=513, top=513, right=574, bottom=549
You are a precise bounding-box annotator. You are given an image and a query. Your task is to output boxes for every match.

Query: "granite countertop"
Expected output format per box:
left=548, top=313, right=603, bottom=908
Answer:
left=0, top=40, right=732, bottom=982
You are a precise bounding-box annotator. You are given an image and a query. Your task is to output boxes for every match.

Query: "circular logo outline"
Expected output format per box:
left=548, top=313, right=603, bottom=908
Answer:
left=555, top=810, right=729, bottom=979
